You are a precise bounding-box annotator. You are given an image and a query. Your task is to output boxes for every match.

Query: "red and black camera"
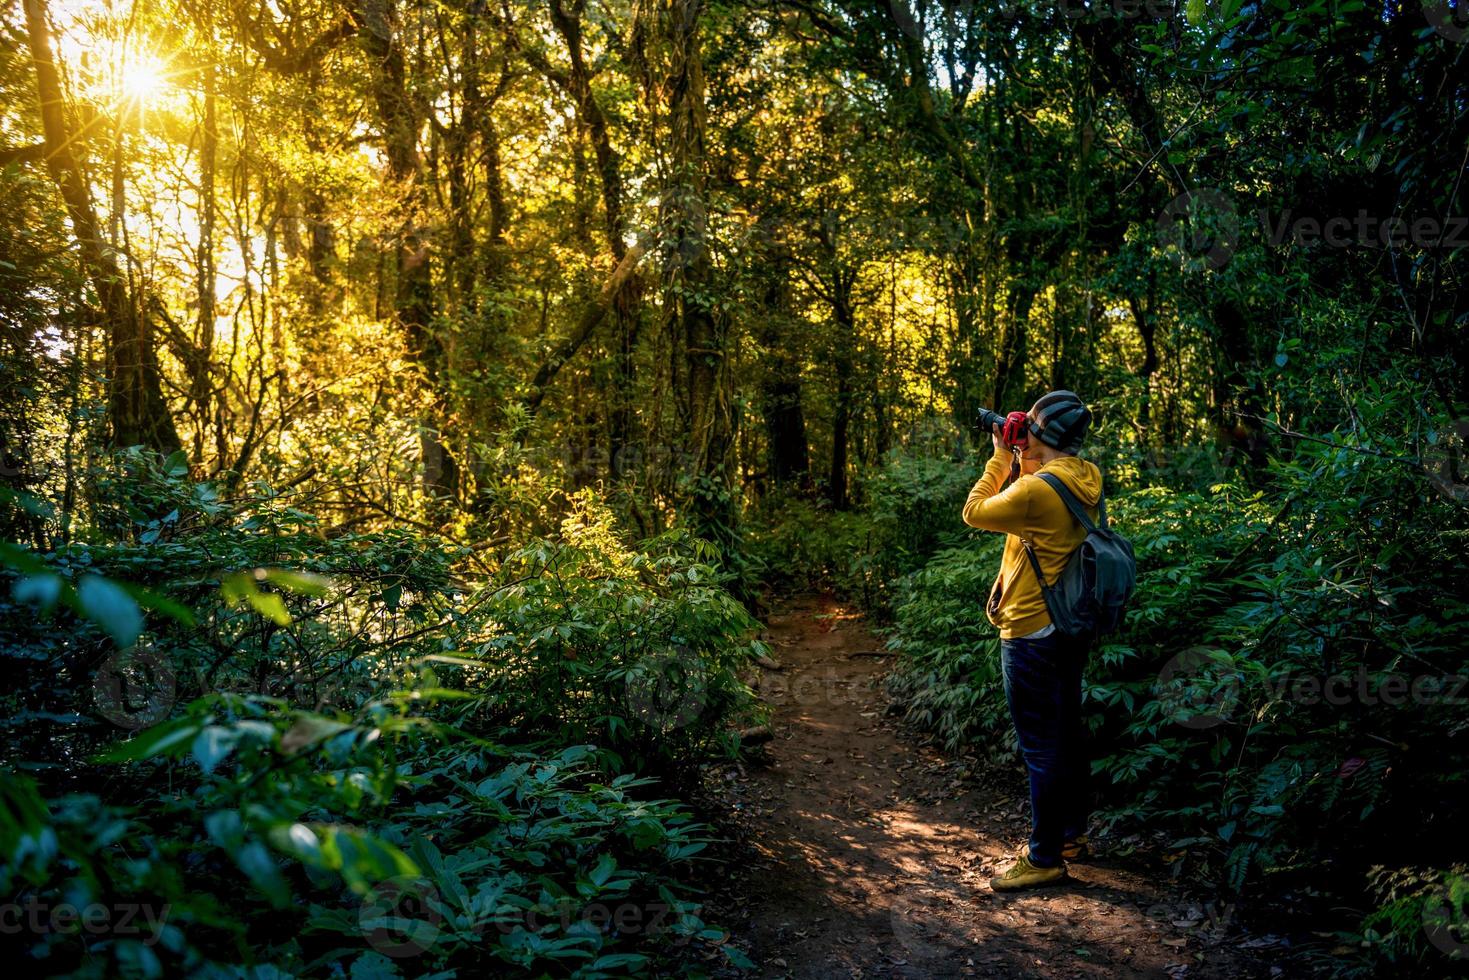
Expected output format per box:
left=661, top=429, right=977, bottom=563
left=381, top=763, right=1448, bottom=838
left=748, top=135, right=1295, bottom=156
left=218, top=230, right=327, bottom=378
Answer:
left=977, top=407, right=1032, bottom=449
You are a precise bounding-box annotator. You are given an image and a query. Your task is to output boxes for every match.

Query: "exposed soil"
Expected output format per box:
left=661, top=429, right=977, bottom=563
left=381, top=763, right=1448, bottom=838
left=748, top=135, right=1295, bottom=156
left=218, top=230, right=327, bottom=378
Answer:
left=701, top=593, right=1277, bottom=979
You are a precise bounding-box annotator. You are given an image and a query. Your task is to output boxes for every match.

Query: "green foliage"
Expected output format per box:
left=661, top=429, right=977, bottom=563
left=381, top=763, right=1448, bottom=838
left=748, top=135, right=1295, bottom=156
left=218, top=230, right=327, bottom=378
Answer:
left=2, top=693, right=732, bottom=977
left=1346, top=865, right=1469, bottom=972
left=2, top=465, right=756, bottom=977
left=463, top=491, right=768, bottom=775
left=881, top=539, right=1006, bottom=754
left=748, top=445, right=980, bottom=611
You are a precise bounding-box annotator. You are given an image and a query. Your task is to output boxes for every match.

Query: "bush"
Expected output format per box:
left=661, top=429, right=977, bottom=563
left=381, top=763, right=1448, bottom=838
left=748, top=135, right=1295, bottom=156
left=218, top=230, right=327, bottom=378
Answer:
left=2, top=461, right=759, bottom=977
left=746, top=445, right=981, bottom=611
left=1, top=694, right=739, bottom=977
left=462, top=490, right=768, bottom=776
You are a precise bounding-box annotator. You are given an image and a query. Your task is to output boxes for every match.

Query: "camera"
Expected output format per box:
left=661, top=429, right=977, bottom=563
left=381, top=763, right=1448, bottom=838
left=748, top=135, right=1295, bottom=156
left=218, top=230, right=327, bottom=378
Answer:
left=977, top=407, right=1032, bottom=449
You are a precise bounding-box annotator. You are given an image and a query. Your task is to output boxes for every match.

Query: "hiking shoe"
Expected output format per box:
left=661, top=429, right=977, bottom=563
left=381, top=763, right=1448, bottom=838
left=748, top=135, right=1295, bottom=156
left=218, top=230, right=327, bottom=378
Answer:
left=1062, top=834, right=1091, bottom=861
left=990, top=853, right=1068, bottom=892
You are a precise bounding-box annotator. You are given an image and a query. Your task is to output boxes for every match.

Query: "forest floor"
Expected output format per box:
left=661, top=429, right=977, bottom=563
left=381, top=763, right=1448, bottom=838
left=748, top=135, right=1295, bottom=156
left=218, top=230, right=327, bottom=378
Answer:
left=699, top=592, right=1280, bottom=979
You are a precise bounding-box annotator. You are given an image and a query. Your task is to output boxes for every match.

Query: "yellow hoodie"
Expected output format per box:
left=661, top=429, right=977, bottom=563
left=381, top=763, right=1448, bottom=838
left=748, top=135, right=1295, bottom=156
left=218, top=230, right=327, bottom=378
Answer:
left=960, top=447, right=1103, bottom=639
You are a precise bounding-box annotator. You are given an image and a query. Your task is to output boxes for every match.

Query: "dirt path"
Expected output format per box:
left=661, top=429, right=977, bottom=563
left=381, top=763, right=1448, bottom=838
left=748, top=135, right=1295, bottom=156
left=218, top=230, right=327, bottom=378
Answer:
left=704, top=593, right=1271, bottom=979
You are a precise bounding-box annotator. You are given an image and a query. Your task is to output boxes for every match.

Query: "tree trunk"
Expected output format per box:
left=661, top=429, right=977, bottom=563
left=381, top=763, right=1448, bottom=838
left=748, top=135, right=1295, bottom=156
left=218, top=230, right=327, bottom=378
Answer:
left=757, top=256, right=809, bottom=491
left=992, top=283, right=1037, bottom=415
left=356, top=0, right=456, bottom=507
left=652, top=0, right=733, bottom=545
left=192, top=37, right=218, bottom=464
left=23, top=0, right=180, bottom=456
left=828, top=279, right=856, bottom=510
left=1128, top=290, right=1159, bottom=464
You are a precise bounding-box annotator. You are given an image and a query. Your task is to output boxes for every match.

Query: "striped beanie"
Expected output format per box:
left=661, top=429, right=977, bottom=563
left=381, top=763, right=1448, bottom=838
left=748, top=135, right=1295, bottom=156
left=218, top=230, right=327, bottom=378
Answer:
left=1029, top=390, right=1092, bottom=453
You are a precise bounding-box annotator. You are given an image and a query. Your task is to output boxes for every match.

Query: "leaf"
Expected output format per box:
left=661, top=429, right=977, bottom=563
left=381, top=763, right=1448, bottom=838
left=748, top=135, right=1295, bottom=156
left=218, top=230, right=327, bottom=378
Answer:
left=77, top=575, right=144, bottom=647
left=280, top=715, right=352, bottom=754
left=269, top=823, right=418, bottom=895
left=589, top=853, right=616, bottom=887
left=236, top=840, right=291, bottom=908
left=123, top=584, right=197, bottom=627
left=0, top=542, right=49, bottom=575
left=590, top=953, right=650, bottom=970
left=263, top=568, right=331, bottom=597
left=12, top=573, right=63, bottom=610
left=97, top=718, right=202, bottom=763
left=722, top=945, right=756, bottom=969
left=192, top=726, right=238, bottom=774
left=222, top=571, right=292, bottom=625
left=382, top=583, right=403, bottom=611
left=162, top=450, right=190, bottom=477
left=349, top=951, right=401, bottom=980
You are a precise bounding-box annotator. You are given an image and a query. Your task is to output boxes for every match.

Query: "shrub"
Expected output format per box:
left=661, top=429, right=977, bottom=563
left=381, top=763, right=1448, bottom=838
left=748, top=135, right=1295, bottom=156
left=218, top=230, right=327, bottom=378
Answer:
left=2, top=464, right=759, bottom=977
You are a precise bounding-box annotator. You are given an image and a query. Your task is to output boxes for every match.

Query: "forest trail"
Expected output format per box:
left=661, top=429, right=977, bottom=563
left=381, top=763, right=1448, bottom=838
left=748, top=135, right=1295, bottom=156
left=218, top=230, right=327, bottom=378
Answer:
left=707, top=593, right=1270, bottom=979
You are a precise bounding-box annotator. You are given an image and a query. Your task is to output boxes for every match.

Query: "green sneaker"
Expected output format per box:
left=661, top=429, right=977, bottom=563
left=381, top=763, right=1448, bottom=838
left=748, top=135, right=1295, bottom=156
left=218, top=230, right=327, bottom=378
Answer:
left=990, top=852, right=1068, bottom=892
left=1062, top=834, right=1091, bottom=861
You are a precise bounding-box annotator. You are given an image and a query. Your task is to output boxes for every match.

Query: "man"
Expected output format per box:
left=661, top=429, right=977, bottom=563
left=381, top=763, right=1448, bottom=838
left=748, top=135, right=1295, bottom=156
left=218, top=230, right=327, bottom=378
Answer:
left=961, top=389, right=1100, bottom=892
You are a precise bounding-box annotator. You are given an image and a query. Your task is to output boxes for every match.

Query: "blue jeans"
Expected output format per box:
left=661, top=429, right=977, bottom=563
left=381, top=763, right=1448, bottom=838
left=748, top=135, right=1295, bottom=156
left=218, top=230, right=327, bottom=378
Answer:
left=1000, top=630, right=1090, bottom=868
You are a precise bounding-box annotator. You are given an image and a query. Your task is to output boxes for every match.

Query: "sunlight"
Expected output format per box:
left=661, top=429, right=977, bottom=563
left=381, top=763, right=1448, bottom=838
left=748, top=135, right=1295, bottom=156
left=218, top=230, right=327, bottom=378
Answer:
left=118, top=52, right=167, bottom=103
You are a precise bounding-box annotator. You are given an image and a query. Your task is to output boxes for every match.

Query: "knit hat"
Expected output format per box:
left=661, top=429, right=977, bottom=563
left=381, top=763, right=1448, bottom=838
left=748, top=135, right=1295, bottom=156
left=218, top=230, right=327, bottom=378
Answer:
left=1029, top=390, right=1091, bottom=454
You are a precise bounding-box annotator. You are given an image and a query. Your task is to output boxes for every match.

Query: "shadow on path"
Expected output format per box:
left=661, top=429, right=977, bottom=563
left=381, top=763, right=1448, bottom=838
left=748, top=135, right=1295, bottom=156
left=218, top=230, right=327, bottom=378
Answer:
left=704, top=593, right=1272, bottom=979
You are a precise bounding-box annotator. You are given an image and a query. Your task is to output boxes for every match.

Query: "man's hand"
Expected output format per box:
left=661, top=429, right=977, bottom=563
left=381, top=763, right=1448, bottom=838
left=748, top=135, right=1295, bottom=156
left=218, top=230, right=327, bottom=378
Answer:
left=991, top=422, right=1006, bottom=454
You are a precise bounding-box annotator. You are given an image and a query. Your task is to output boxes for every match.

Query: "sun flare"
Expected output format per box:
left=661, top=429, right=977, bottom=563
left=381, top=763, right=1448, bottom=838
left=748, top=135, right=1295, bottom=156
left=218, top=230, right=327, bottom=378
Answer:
left=118, top=53, right=167, bottom=102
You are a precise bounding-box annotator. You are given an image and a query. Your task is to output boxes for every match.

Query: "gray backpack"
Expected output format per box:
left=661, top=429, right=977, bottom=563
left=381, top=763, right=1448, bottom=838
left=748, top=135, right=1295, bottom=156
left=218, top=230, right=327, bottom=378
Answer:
left=1021, top=473, right=1137, bottom=640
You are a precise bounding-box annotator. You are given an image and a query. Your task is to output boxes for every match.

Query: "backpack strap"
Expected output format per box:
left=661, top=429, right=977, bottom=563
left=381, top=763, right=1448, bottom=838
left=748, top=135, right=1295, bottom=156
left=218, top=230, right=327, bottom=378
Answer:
left=1021, top=538, right=1052, bottom=588
left=1036, top=472, right=1105, bottom=532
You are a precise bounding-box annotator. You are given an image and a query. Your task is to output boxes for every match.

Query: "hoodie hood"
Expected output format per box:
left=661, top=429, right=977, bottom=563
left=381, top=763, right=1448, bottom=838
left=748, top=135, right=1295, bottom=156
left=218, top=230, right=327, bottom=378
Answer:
left=1035, top=454, right=1102, bottom=507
